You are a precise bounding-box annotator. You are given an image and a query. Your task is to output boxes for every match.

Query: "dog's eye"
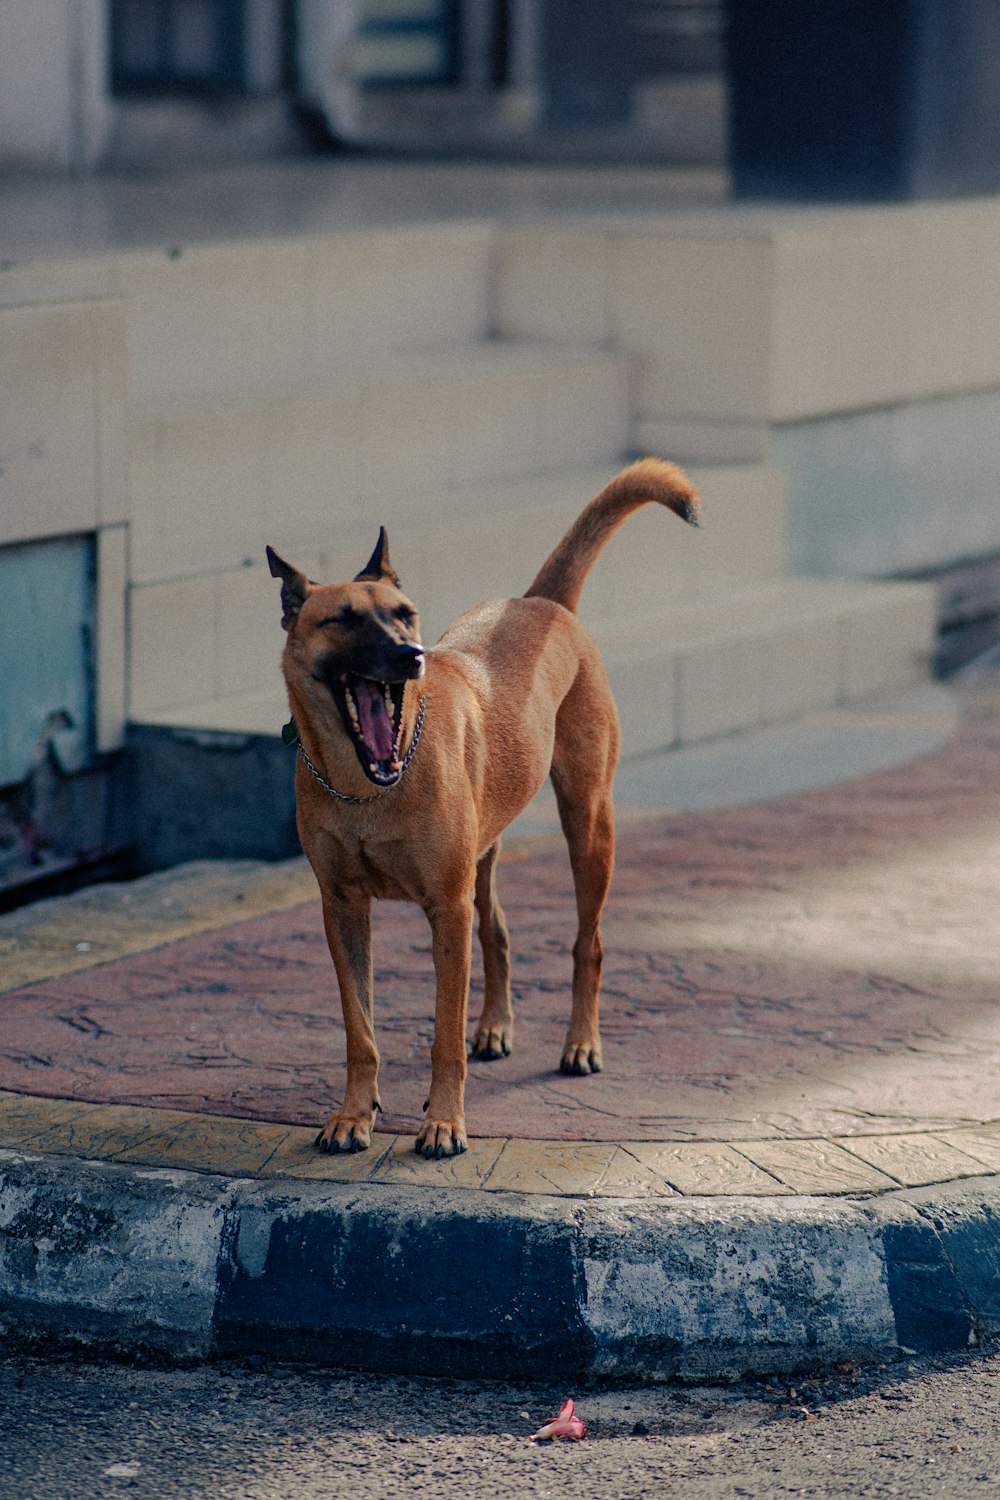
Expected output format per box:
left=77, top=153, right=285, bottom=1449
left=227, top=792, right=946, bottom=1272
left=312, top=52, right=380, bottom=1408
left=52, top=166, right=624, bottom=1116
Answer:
left=319, top=607, right=362, bottom=630
left=394, top=606, right=416, bottom=627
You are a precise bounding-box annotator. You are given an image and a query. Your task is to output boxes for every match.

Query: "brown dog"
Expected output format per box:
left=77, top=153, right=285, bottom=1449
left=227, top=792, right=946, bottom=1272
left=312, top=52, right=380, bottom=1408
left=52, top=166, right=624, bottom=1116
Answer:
left=267, top=458, right=699, bottom=1158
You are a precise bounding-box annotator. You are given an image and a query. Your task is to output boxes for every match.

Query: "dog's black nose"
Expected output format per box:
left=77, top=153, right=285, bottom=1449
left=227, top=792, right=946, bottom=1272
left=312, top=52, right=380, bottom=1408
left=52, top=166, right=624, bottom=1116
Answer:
left=397, top=644, right=425, bottom=679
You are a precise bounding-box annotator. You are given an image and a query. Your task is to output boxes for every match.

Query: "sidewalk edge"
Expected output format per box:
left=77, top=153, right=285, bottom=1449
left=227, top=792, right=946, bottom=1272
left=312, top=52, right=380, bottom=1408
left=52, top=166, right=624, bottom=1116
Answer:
left=4, top=1150, right=1000, bottom=1378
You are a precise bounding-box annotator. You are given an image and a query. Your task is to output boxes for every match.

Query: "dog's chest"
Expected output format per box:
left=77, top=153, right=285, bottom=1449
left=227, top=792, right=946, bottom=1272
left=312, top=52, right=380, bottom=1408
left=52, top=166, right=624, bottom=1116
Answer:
left=328, top=827, right=415, bottom=902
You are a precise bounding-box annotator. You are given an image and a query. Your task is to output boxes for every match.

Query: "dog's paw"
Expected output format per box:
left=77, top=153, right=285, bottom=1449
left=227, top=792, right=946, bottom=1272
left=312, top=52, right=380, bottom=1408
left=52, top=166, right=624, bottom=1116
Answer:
left=414, top=1118, right=468, bottom=1160
left=314, top=1112, right=374, bottom=1154
left=470, top=1021, right=512, bottom=1061
left=559, top=1041, right=603, bottom=1076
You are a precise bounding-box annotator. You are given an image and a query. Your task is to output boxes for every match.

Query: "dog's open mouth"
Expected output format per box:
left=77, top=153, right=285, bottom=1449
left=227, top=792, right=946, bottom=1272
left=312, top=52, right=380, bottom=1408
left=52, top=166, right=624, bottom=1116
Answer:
left=335, top=673, right=407, bottom=785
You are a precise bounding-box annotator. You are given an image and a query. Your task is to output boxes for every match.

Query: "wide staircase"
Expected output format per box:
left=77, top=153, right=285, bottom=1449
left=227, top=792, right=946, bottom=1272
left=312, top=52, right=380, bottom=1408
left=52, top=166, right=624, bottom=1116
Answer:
left=122, top=219, right=933, bottom=764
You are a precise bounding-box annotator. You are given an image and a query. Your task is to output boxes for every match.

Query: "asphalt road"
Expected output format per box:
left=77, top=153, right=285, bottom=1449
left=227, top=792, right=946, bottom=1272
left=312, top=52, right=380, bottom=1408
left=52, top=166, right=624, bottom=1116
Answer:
left=3, top=1344, right=1000, bottom=1499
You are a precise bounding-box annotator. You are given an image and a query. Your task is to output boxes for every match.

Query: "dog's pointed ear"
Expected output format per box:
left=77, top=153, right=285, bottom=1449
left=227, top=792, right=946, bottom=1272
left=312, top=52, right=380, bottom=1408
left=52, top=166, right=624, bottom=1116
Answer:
left=354, top=526, right=400, bottom=587
left=267, top=545, right=310, bottom=629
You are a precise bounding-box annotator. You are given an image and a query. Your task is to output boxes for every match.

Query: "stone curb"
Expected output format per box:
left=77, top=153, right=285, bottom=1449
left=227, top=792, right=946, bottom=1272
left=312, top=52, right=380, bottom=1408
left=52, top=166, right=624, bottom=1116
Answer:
left=2, top=1147, right=999, bottom=1379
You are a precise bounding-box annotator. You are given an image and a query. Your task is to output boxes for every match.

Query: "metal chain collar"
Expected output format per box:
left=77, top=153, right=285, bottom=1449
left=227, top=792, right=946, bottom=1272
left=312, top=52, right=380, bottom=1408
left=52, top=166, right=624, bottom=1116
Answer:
left=295, top=694, right=427, bottom=805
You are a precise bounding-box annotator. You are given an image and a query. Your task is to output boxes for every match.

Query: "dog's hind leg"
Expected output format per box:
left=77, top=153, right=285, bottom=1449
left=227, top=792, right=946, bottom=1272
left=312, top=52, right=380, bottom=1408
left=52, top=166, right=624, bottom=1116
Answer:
left=315, top=890, right=381, bottom=1153
left=549, top=661, right=620, bottom=1076
left=470, top=840, right=514, bottom=1061
left=551, top=782, right=614, bottom=1075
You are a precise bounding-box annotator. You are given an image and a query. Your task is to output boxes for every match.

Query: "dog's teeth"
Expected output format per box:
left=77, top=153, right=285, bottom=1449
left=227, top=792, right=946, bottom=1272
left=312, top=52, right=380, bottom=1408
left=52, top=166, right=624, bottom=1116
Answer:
left=383, top=686, right=393, bottom=714
left=369, top=762, right=377, bottom=773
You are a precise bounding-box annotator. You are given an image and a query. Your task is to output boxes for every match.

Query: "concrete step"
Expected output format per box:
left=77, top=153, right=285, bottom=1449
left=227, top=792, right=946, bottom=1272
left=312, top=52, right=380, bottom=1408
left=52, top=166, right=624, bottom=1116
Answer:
left=127, top=459, right=786, bottom=720
left=131, top=576, right=936, bottom=761
left=596, top=576, right=937, bottom=755
left=0, top=222, right=495, bottom=411
left=128, top=342, right=632, bottom=586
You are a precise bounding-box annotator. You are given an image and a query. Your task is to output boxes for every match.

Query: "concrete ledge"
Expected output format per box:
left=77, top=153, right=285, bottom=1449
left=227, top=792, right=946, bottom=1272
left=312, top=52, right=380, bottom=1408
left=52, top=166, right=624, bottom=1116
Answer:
left=3, top=1145, right=998, bottom=1378
left=0, top=1149, right=228, bottom=1360
left=496, top=199, right=1000, bottom=462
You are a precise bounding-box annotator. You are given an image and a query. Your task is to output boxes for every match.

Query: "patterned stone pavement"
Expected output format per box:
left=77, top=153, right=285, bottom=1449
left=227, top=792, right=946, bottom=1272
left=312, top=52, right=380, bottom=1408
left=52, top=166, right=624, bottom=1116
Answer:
left=1, top=686, right=999, bottom=1199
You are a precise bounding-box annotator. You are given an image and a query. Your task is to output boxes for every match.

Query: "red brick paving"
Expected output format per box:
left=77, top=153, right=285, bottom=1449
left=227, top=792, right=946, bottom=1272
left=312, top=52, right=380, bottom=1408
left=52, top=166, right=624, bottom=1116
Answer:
left=2, top=712, right=999, bottom=1143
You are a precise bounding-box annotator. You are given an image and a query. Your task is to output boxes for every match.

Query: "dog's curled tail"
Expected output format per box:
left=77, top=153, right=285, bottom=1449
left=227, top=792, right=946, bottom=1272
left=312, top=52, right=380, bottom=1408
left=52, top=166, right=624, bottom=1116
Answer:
left=524, top=458, right=700, bottom=614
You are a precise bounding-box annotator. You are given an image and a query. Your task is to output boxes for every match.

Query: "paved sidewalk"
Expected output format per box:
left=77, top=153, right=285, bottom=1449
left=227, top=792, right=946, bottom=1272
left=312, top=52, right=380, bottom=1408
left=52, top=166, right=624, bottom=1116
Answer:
left=2, top=678, right=999, bottom=1378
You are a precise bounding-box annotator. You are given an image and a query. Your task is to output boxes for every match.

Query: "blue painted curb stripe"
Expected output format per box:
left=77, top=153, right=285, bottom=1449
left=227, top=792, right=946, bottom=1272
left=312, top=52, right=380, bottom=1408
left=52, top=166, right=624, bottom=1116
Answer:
left=3, top=1152, right=1000, bottom=1377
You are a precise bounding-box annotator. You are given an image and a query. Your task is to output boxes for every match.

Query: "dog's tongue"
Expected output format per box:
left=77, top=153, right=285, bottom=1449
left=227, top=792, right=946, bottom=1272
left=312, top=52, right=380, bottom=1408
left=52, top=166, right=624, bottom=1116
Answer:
left=354, top=680, right=394, bottom=762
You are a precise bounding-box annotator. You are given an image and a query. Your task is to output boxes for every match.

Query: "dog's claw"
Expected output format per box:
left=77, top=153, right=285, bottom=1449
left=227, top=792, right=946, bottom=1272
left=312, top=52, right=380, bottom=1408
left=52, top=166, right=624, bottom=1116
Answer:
left=314, top=1114, right=374, bottom=1154
left=471, top=1023, right=513, bottom=1062
left=559, top=1044, right=602, bottom=1077
left=473, top=1040, right=510, bottom=1061
left=414, top=1119, right=468, bottom=1159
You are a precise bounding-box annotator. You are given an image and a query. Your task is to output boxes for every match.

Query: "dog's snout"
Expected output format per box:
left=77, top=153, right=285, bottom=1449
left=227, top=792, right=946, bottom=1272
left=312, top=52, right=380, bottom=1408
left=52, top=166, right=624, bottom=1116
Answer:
left=398, top=643, right=425, bottom=679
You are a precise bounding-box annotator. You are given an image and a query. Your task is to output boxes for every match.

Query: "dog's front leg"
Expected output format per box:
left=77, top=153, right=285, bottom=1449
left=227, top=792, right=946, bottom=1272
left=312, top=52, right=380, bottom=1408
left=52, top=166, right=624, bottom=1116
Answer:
left=416, top=897, right=473, bottom=1158
left=316, top=890, right=380, bottom=1153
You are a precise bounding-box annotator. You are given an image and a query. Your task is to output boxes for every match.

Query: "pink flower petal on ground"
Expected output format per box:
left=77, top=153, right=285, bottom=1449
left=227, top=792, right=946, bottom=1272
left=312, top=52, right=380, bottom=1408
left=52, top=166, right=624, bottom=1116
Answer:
left=529, top=1398, right=586, bottom=1442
